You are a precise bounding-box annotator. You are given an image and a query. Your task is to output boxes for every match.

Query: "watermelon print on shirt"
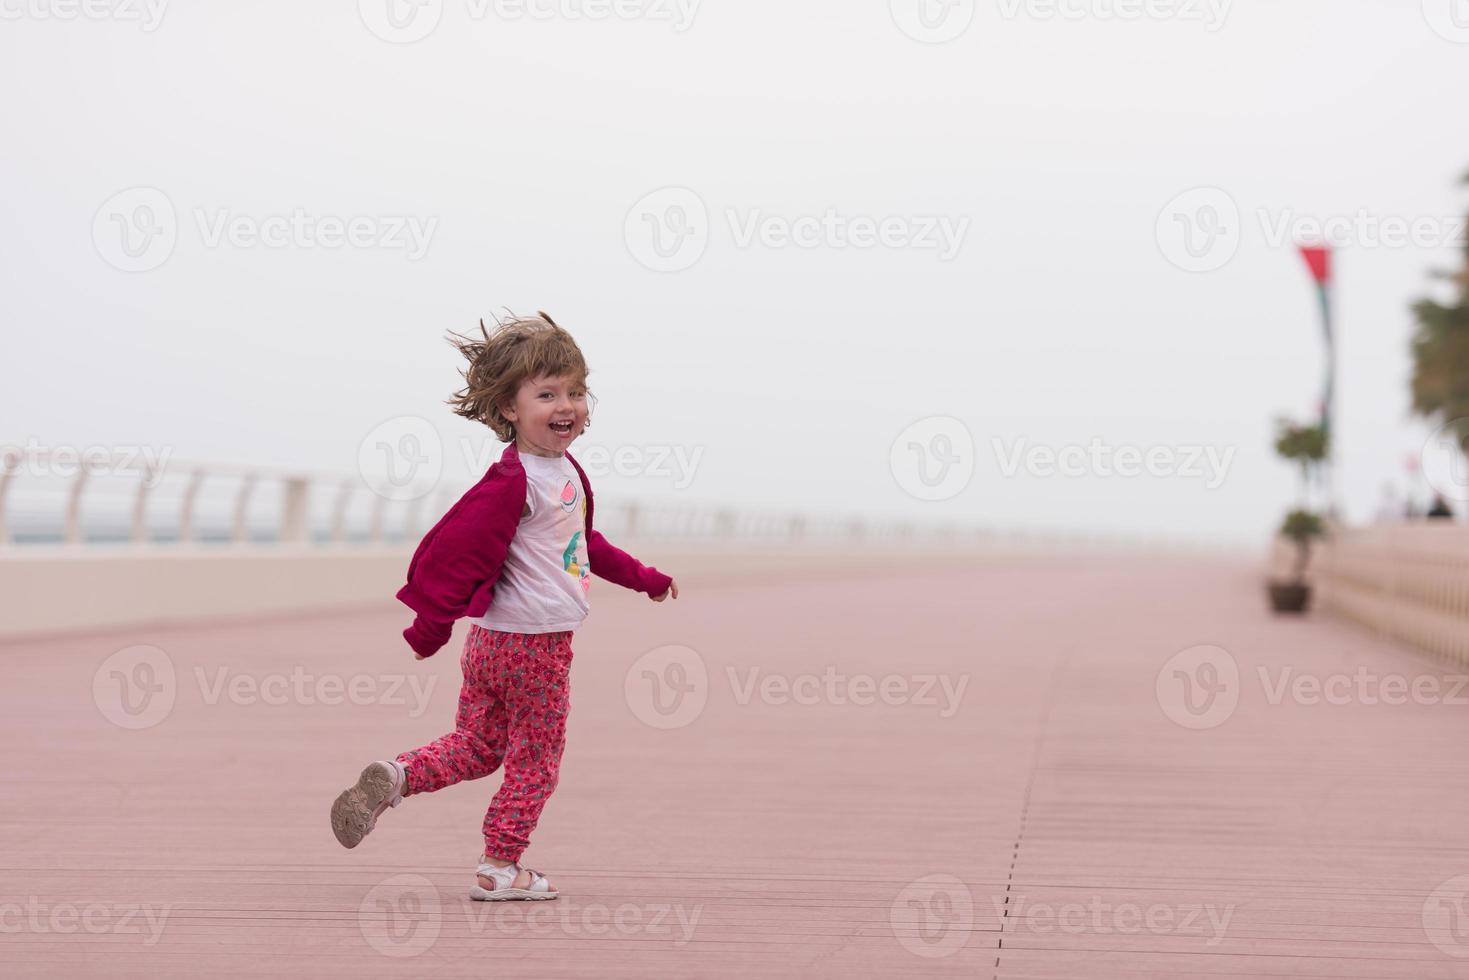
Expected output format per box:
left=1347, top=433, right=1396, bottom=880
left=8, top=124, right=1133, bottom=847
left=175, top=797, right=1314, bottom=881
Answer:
left=470, top=454, right=592, bottom=635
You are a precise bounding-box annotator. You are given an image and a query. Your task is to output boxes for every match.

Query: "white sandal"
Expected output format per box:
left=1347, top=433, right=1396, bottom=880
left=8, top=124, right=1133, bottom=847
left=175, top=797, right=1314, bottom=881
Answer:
left=330, top=761, right=405, bottom=849
left=470, top=862, right=559, bottom=902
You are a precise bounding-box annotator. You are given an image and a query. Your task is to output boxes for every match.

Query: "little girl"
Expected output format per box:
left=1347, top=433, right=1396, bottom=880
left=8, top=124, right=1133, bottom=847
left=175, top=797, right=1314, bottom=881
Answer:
left=330, top=311, right=678, bottom=901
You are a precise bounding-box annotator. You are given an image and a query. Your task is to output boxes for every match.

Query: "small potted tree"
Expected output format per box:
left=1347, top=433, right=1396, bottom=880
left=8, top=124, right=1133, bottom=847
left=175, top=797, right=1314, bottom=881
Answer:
left=1268, top=419, right=1328, bottom=613
left=1269, top=509, right=1325, bottom=612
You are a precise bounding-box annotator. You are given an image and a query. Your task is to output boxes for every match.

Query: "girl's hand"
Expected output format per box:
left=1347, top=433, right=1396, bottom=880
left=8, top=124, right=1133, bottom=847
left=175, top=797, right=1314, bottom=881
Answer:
left=651, top=580, right=679, bottom=602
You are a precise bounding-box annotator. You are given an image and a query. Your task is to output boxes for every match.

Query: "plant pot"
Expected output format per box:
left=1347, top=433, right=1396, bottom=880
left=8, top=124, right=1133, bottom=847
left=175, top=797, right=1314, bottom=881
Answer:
left=1267, top=582, right=1311, bottom=614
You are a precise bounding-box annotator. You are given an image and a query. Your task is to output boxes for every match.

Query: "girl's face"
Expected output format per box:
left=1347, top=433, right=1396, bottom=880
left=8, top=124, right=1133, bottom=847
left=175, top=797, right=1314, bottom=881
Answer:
left=502, top=373, right=589, bottom=458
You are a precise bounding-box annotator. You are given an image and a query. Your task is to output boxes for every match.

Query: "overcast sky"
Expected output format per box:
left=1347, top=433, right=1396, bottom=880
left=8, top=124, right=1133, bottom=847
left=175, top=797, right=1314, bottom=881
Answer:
left=4, top=0, right=1468, bottom=546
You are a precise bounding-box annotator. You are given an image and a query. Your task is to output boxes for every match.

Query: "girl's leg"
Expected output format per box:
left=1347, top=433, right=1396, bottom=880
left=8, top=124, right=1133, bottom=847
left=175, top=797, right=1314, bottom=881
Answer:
left=395, top=625, right=509, bottom=796
left=480, top=630, right=574, bottom=863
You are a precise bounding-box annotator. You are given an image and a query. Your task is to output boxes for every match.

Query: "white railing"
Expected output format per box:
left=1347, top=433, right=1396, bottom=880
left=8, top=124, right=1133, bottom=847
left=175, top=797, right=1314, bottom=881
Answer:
left=0, top=447, right=1223, bottom=554
left=0, top=449, right=452, bottom=548
left=1319, top=521, right=1469, bottom=664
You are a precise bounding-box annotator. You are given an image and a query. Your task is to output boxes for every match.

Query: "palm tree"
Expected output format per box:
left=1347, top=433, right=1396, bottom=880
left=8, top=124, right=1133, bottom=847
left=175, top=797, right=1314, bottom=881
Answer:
left=1410, top=169, right=1469, bottom=443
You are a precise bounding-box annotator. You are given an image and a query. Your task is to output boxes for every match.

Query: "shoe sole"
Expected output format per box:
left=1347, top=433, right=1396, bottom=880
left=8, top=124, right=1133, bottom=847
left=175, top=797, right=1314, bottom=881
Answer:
left=469, top=886, right=558, bottom=902
left=330, top=763, right=396, bottom=849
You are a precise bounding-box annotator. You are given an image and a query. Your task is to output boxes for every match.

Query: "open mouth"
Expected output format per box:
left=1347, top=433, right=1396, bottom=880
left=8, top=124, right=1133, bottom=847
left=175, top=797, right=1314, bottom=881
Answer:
left=549, top=420, right=575, bottom=436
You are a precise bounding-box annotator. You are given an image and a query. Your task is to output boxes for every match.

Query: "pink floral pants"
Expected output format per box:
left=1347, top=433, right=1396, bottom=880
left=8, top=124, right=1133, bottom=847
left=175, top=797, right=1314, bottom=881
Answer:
left=396, top=625, right=573, bottom=862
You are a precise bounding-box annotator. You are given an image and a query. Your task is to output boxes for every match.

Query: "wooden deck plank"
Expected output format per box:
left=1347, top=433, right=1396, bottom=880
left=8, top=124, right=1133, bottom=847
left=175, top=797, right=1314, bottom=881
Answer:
left=3, top=554, right=1469, bottom=977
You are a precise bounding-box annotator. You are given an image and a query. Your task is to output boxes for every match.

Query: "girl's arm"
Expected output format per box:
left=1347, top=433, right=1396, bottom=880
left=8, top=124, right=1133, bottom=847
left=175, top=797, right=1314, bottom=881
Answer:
left=587, top=529, right=674, bottom=598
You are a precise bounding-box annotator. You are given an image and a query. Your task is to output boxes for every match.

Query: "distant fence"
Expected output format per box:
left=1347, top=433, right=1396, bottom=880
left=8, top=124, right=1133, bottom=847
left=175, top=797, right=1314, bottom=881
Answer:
left=0, top=448, right=1198, bottom=553
left=1319, top=522, right=1469, bottom=664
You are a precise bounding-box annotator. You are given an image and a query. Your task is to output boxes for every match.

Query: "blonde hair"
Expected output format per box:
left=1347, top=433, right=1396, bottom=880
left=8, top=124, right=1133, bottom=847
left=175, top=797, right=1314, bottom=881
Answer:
left=446, top=311, right=591, bottom=443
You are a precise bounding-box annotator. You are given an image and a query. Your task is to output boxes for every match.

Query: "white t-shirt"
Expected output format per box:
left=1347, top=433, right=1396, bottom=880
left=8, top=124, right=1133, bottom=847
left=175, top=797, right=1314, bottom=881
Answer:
left=470, top=452, right=592, bottom=634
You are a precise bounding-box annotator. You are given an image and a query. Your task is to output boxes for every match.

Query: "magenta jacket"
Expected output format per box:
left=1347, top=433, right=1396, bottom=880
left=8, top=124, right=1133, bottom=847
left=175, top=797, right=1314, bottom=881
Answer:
left=396, top=441, right=674, bottom=658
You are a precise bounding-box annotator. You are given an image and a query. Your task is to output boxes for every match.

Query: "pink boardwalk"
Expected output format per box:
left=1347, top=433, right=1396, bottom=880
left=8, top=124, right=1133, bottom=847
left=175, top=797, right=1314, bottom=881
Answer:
left=5, top=552, right=1469, bottom=978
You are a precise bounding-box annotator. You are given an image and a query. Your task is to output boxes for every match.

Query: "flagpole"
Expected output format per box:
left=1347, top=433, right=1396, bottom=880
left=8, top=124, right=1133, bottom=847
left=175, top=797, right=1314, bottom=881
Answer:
left=1298, top=245, right=1336, bottom=519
